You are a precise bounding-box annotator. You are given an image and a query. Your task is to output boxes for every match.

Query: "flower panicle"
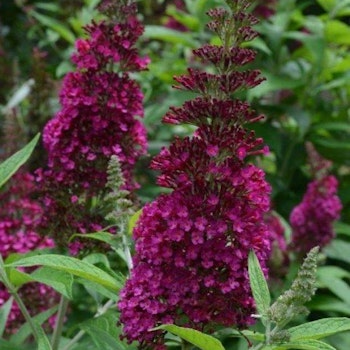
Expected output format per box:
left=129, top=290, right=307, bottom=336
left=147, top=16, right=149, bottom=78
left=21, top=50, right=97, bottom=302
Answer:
left=38, top=1, right=148, bottom=251
left=289, top=144, right=342, bottom=255
left=119, top=0, right=272, bottom=348
left=104, top=155, right=135, bottom=225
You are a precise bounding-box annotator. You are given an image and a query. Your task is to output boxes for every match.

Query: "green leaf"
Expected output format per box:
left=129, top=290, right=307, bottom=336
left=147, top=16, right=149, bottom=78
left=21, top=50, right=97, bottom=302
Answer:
left=34, top=321, right=52, bottom=350
left=0, top=297, right=13, bottom=337
left=317, top=266, right=350, bottom=281
left=245, top=37, right=272, bottom=55
left=313, top=122, right=350, bottom=133
left=11, top=306, right=58, bottom=345
left=167, top=6, right=199, bottom=31
left=325, top=20, right=350, bottom=44
left=8, top=265, right=74, bottom=300
left=77, top=278, right=119, bottom=302
left=6, top=254, right=122, bottom=292
left=128, top=209, right=142, bottom=235
left=144, top=26, right=197, bottom=46
left=0, top=134, right=40, bottom=188
left=219, top=328, right=264, bottom=341
left=273, top=339, right=336, bottom=350
left=34, top=2, right=60, bottom=12
left=83, top=253, right=111, bottom=268
left=7, top=268, right=33, bottom=287
left=325, top=240, right=350, bottom=264
left=71, top=231, right=116, bottom=247
left=29, top=10, right=75, bottom=43
left=317, top=0, right=336, bottom=12
left=334, top=221, right=350, bottom=237
left=308, top=296, right=350, bottom=315
left=31, top=267, right=74, bottom=300
left=0, top=339, right=27, bottom=350
left=3, top=79, right=35, bottom=112
left=79, top=311, right=125, bottom=350
left=317, top=275, right=350, bottom=304
left=288, top=317, right=350, bottom=340
left=248, top=71, right=304, bottom=99
left=153, top=324, right=225, bottom=350
left=248, top=250, right=271, bottom=317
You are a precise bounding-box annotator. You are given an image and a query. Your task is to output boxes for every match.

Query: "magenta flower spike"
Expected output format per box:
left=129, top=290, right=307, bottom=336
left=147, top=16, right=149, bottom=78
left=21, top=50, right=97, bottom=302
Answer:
left=118, top=1, right=272, bottom=348
left=37, top=1, right=149, bottom=250
left=289, top=143, right=342, bottom=255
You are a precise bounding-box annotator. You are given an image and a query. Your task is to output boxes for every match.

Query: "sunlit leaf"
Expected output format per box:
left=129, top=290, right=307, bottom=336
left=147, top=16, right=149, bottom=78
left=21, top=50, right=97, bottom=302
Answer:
left=248, top=250, right=271, bottom=317
left=153, top=324, right=225, bottom=350
left=6, top=254, right=122, bottom=292
left=288, top=318, right=350, bottom=340
left=0, top=134, right=40, bottom=188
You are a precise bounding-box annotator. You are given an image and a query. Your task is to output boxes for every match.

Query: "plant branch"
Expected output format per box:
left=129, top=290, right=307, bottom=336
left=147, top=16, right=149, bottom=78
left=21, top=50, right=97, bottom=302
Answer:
left=51, top=295, right=69, bottom=350
left=0, top=257, right=41, bottom=345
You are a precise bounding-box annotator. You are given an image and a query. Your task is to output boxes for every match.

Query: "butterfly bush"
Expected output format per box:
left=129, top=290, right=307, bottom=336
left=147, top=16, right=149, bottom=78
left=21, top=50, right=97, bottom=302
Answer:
left=37, top=1, right=149, bottom=251
left=0, top=172, right=57, bottom=334
left=289, top=143, right=342, bottom=255
left=118, top=1, right=272, bottom=348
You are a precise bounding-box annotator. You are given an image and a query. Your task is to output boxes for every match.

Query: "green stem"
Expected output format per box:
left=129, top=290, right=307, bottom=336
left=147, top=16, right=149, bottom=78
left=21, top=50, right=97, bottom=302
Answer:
left=51, top=295, right=69, bottom=350
left=265, top=320, right=271, bottom=345
left=11, top=285, right=41, bottom=341
left=119, top=221, right=133, bottom=271
left=279, top=139, right=297, bottom=184
left=0, top=258, right=41, bottom=344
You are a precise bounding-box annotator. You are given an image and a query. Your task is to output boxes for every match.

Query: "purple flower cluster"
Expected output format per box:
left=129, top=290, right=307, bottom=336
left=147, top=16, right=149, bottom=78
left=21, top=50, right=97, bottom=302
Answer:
left=37, top=1, right=148, bottom=250
left=119, top=1, right=272, bottom=348
left=0, top=172, right=57, bottom=334
left=289, top=144, right=342, bottom=255
left=253, top=0, right=276, bottom=19
left=290, top=175, right=342, bottom=255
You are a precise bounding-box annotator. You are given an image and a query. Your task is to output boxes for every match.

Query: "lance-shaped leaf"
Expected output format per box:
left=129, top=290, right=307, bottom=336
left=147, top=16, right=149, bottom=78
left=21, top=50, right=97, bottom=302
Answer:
left=288, top=317, right=350, bottom=340
left=273, top=339, right=336, bottom=350
left=248, top=250, right=271, bottom=317
left=128, top=209, right=142, bottom=235
left=70, top=232, right=116, bottom=247
left=79, top=311, right=126, bottom=350
left=0, top=297, right=13, bottom=337
left=0, top=134, right=40, bottom=188
left=34, top=321, right=52, bottom=350
left=11, top=306, right=58, bottom=345
left=6, top=254, right=122, bottom=292
left=153, top=324, right=225, bottom=350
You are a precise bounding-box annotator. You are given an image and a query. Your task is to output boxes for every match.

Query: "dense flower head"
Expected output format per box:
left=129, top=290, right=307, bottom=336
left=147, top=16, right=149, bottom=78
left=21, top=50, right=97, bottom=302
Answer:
left=37, top=1, right=148, bottom=250
left=119, top=1, right=272, bottom=348
left=0, top=172, right=57, bottom=334
left=290, top=174, right=342, bottom=254
left=289, top=144, right=342, bottom=255
left=120, top=165, right=271, bottom=347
